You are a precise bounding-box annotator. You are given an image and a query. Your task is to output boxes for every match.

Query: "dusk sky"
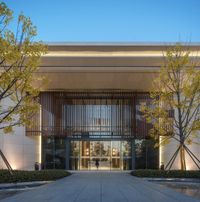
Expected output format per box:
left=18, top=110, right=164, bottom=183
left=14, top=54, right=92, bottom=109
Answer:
left=4, top=0, right=200, bottom=42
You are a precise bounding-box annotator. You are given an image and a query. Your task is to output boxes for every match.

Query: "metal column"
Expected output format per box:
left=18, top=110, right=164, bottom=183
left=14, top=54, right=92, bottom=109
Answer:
left=65, top=139, right=70, bottom=170
left=131, top=139, right=135, bottom=170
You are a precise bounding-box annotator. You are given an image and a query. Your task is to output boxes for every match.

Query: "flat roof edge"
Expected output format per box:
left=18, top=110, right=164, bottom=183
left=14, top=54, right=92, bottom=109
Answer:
left=45, top=42, right=200, bottom=46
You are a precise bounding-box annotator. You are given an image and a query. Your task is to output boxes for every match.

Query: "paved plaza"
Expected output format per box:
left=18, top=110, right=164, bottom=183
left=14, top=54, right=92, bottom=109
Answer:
left=1, top=172, right=199, bottom=202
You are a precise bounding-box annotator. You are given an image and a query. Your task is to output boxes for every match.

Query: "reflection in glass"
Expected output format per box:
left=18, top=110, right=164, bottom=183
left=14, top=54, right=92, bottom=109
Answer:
left=81, top=141, right=90, bottom=157
left=101, top=142, right=111, bottom=157
left=70, top=140, right=132, bottom=171
left=55, top=138, right=66, bottom=169
left=112, top=159, right=120, bottom=169
left=90, top=141, right=101, bottom=156
left=42, top=137, right=66, bottom=169
left=43, top=138, right=162, bottom=170
left=112, top=141, right=120, bottom=157
left=123, top=159, right=132, bottom=170
left=122, top=141, right=131, bottom=157
left=64, top=102, right=132, bottom=138
left=70, top=141, right=79, bottom=170
left=42, top=137, right=54, bottom=169
left=135, top=138, right=159, bottom=169
left=81, top=158, right=90, bottom=169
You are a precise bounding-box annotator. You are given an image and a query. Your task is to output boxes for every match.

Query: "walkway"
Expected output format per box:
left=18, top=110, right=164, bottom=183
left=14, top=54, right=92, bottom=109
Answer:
left=2, top=172, right=199, bottom=202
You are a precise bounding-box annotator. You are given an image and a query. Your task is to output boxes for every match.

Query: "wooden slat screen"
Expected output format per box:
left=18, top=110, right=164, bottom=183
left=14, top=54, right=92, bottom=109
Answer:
left=26, top=91, right=152, bottom=139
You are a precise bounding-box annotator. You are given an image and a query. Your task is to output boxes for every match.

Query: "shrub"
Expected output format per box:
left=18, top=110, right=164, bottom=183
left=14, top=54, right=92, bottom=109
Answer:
left=131, top=169, right=200, bottom=178
left=0, top=169, right=70, bottom=183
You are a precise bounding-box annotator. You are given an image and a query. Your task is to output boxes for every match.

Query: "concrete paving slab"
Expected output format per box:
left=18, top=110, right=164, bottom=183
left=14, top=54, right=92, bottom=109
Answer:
left=0, top=181, right=51, bottom=190
left=1, top=172, right=199, bottom=202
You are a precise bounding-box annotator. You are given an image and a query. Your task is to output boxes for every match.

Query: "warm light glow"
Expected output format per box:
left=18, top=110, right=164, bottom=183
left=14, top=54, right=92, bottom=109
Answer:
left=159, top=136, right=162, bottom=167
left=112, top=148, right=117, bottom=156
left=86, top=148, right=89, bottom=156
left=39, top=135, right=41, bottom=164
left=43, top=51, right=200, bottom=58
left=9, top=160, right=18, bottom=170
left=39, top=105, right=42, bottom=163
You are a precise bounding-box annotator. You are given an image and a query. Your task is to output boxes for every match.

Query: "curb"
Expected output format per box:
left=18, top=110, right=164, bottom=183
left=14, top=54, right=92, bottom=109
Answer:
left=0, top=181, right=52, bottom=190
left=141, top=178, right=200, bottom=183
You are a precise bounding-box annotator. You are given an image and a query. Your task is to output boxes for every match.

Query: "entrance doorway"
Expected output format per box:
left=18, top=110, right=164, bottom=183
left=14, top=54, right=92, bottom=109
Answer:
left=70, top=140, right=132, bottom=170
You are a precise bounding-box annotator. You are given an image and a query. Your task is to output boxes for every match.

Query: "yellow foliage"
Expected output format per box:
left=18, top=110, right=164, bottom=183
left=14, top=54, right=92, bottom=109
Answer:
left=141, top=43, right=200, bottom=150
left=0, top=2, right=47, bottom=132
left=3, top=126, right=13, bottom=134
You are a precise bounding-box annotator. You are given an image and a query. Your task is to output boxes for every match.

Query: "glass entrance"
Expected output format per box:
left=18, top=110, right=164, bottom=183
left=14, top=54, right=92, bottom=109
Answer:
left=70, top=140, right=132, bottom=170
left=90, top=141, right=111, bottom=170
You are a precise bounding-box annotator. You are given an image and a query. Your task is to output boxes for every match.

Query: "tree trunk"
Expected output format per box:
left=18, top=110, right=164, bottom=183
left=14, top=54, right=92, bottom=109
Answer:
left=180, top=144, right=186, bottom=170
left=0, top=149, right=13, bottom=175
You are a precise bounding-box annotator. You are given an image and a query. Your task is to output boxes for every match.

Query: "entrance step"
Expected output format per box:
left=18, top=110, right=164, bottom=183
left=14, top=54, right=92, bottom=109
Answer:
left=67, top=170, right=132, bottom=173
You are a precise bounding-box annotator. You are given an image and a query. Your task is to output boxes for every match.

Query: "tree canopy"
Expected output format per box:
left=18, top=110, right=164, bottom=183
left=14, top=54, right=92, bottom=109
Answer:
left=141, top=44, right=200, bottom=170
left=0, top=2, right=47, bottom=133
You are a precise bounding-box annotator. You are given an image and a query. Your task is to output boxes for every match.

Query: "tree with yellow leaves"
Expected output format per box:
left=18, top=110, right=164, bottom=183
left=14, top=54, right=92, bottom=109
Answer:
left=0, top=2, right=46, bottom=172
left=141, top=44, right=200, bottom=170
left=0, top=2, right=46, bottom=133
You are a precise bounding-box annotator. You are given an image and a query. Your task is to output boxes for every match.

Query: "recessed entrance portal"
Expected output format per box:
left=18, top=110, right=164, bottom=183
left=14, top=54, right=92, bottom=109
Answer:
left=70, top=140, right=132, bottom=170
left=30, top=92, right=158, bottom=170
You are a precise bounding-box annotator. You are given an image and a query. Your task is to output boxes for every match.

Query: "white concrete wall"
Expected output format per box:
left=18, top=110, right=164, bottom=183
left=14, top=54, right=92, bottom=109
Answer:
left=160, top=136, right=200, bottom=170
left=160, top=94, right=200, bottom=170
left=0, top=126, right=40, bottom=170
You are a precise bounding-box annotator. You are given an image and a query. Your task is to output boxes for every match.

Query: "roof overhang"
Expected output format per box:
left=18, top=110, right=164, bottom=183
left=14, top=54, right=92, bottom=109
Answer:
left=37, top=43, right=200, bottom=91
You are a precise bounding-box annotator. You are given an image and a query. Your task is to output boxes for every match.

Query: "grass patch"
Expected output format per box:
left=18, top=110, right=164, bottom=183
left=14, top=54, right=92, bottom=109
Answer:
left=131, top=169, right=200, bottom=178
left=0, top=169, right=71, bottom=183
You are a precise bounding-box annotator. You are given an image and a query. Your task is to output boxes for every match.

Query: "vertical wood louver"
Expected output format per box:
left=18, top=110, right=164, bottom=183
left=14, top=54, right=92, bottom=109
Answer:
left=26, top=91, right=152, bottom=139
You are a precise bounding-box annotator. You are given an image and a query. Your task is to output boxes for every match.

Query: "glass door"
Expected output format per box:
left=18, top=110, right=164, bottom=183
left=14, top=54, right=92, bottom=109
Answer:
left=111, top=141, right=121, bottom=170
left=90, top=141, right=111, bottom=170
left=100, top=141, right=111, bottom=170
left=70, top=140, right=132, bottom=170
left=80, top=141, right=90, bottom=170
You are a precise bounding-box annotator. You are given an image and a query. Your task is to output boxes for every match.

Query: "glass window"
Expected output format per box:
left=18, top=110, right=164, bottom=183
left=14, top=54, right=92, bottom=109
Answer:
left=135, top=138, right=159, bottom=169
left=42, top=137, right=66, bottom=169
left=42, top=137, right=54, bottom=169
left=70, top=140, right=132, bottom=171
left=55, top=138, right=66, bottom=169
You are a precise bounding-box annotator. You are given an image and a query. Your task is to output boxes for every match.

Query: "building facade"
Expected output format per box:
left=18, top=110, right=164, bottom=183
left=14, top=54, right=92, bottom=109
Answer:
left=0, top=43, right=200, bottom=170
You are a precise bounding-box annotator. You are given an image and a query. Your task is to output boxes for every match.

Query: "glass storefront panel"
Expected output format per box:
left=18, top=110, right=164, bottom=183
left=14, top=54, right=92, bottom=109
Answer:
left=90, top=141, right=101, bottom=157
left=55, top=138, right=66, bottom=169
left=70, top=141, right=79, bottom=157
left=42, top=137, right=54, bottom=169
left=111, top=158, right=120, bottom=170
left=70, top=141, right=80, bottom=170
left=42, top=137, right=66, bottom=169
left=99, top=158, right=111, bottom=170
left=42, top=138, right=158, bottom=170
left=80, top=158, right=90, bottom=170
left=135, top=138, right=159, bottom=169
left=123, top=158, right=132, bottom=170
left=81, top=141, right=90, bottom=157
left=111, top=141, right=120, bottom=157
left=39, top=92, right=158, bottom=171
left=62, top=99, right=134, bottom=139
left=69, top=158, right=79, bottom=170
left=122, top=141, right=131, bottom=157
left=70, top=140, right=132, bottom=170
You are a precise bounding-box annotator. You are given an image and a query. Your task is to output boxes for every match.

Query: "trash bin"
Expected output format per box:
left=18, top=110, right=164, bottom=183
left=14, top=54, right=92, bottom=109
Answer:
left=35, top=162, right=40, bottom=171
left=160, top=162, right=164, bottom=170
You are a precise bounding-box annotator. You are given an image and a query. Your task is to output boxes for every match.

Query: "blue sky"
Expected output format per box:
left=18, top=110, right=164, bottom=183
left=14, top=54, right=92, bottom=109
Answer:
left=4, top=0, right=200, bottom=42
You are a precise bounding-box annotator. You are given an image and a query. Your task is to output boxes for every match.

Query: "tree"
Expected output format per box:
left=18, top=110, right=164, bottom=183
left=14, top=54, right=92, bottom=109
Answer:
left=0, top=2, right=46, bottom=133
left=141, top=44, right=200, bottom=170
left=0, top=2, right=47, bottom=172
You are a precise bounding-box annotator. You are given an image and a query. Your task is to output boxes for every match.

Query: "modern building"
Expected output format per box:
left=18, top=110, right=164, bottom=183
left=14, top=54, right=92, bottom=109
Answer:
left=0, top=43, right=200, bottom=171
